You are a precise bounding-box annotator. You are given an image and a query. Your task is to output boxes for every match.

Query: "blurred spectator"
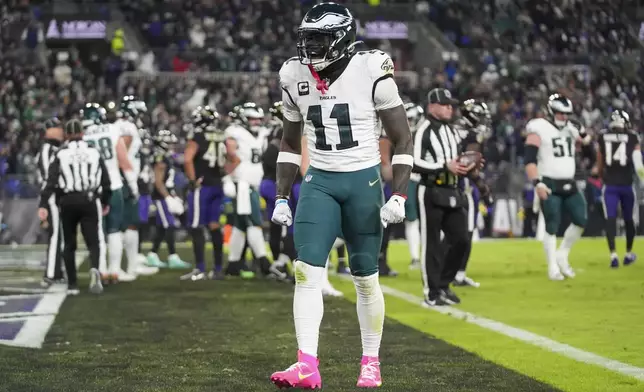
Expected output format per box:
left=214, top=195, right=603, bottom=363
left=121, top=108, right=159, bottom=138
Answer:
left=111, top=29, right=125, bottom=57
left=53, top=52, right=72, bottom=88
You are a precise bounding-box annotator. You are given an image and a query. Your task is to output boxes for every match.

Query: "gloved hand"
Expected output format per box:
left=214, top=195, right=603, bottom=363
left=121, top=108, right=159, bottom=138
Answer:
left=165, top=196, right=185, bottom=215
left=380, top=194, right=406, bottom=227
left=271, top=198, right=293, bottom=226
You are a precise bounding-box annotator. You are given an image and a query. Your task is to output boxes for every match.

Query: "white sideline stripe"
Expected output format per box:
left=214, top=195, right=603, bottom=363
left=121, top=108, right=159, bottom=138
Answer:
left=336, top=275, right=644, bottom=382
left=382, top=283, right=644, bottom=381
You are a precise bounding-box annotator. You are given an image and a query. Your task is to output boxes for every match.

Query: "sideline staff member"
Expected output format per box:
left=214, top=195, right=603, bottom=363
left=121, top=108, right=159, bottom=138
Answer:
left=37, top=117, right=64, bottom=286
left=413, top=88, right=474, bottom=307
left=38, top=119, right=111, bottom=295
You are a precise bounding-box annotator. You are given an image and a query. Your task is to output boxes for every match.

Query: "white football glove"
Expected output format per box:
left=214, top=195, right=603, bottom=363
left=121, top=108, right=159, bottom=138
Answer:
left=128, top=181, right=140, bottom=200
left=271, top=198, right=293, bottom=226
left=380, top=194, right=406, bottom=228
left=223, top=176, right=236, bottom=198
left=165, top=196, right=185, bottom=215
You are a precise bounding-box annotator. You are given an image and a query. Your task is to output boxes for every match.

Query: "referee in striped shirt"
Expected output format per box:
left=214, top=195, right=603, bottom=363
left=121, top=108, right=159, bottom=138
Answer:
left=38, top=119, right=111, bottom=295
left=37, top=117, right=64, bottom=286
left=413, top=88, right=474, bottom=307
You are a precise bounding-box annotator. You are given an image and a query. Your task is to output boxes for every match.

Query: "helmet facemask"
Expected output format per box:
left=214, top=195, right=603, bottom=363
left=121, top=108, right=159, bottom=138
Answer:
left=297, top=28, right=356, bottom=72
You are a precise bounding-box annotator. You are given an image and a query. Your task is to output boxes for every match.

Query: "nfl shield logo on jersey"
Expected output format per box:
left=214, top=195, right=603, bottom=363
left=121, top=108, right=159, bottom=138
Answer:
left=305, top=174, right=312, bottom=182
left=449, top=196, right=456, bottom=207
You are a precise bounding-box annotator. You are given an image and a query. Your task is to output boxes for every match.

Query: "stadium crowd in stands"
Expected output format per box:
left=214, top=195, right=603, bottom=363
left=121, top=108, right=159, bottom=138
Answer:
left=1, top=0, right=642, bottom=184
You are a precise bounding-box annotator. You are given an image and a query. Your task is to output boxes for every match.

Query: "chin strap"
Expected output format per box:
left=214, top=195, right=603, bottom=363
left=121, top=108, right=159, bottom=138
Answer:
left=307, top=64, right=328, bottom=95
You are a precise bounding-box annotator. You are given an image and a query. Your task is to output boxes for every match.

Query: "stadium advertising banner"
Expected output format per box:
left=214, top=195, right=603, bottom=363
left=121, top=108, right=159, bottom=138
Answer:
left=356, top=20, right=408, bottom=39
left=43, top=13, right=108, bottom=41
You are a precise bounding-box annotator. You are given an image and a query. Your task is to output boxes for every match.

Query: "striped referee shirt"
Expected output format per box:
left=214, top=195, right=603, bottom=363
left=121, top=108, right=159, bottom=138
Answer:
left=39, top=140, right=111, bottom=208
left=36, top=139, right=62, bottom=189
left=412, top=115, right=463, bottom=186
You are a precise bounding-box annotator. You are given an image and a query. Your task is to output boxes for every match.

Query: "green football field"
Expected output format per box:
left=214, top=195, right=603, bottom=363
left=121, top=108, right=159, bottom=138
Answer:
left=0, top=237, right=643, bottom=391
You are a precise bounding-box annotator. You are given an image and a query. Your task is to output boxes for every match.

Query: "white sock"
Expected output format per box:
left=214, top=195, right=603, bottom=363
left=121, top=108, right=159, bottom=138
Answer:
left=455, top=270, right=466, bottom=281
left=274, top=253, right=290, bottom=268
left=405, top=220, right=420, bottom=260
left=543, top=234, right=557, bottom=268
left=353, top=273, right=385, bottom=358
left=107, top=232, right=124, bottom=274
left=293, top=260, right=325, bottom=357
left=559, top=224, right=583, bottom=257
left=322, top=258, right=332, bottom=286
left=333, top=237, right=345, bottom=248
left=228, top=227, right=246, bottom=261
left=246, top=226, right=267, bottom=258
left=123, top=229, right=139, bottom=272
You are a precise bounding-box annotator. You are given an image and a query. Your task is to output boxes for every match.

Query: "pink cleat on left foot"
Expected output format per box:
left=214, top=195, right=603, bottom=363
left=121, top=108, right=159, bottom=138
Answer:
left=357, top=356, right=382, bottom=388
left=270, top=350, right=322, bottom=389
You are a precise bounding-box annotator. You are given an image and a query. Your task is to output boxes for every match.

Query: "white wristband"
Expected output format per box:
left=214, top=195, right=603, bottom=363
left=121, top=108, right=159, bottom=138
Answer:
left=391, top=154, right=414, bottom=166
left=277, top=151, right=302, bottom=166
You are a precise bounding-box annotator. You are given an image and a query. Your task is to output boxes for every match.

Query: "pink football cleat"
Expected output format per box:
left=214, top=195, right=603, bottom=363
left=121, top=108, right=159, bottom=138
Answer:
left=357, top=356, right=382, bottom=388
left=270, top=350, right=322, bottom=389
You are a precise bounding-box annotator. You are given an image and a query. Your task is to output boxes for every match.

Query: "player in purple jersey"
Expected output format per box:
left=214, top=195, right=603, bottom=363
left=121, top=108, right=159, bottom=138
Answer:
left=181, top=106, right=228, bottom=280
left=596, top=110, right=643, bottom=268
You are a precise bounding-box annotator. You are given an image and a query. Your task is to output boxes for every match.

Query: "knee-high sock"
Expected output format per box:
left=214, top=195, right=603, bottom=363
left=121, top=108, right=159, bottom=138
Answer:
left=268, top=223, right=281, bottom=261
left=209, top=228, right=224, bottom=271
left=459, top=231, right=474, bottom=272
left=138, top=224, right=150, bottom=253
left=123, top=229, right=139, bottom=272
left=191, top=228, right=206, bottom=271
left=624, top=219, right=636, bottom=253
left=543, top=233, right=557, bottom=269
left=559, top=224, right=583, bottom=257
left=165, top=227, right=176, bottom=255
left=98, top=230, right=107, bottom=273
left=228, top=227, right=246, bottom=262
left=605, top=217, right=617, bottom=253
left=107, top=232, right=124, bottom=274
left=293, top=260, right=325, bottom=357
left=247, top=226, right=267, bottom=258
left=405, top=219, right=420, bottom=260
left=151, top=227, right=164, bottom=254
left=281, top=233, right=297, bottom=261
left=353, top=273, right=385, bottom=358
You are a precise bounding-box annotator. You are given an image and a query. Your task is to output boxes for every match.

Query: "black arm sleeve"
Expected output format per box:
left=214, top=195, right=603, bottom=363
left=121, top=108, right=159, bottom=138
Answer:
left=39, top=157, right=60, bottom=208
left=524, top=144, right=539, bottom=165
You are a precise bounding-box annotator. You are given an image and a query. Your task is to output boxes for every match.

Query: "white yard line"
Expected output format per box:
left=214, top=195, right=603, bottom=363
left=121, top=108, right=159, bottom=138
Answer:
left=337, top=275, right=644, bottom=382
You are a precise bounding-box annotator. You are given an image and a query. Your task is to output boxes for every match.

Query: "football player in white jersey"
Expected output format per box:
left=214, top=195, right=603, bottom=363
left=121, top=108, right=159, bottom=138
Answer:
left=525, top=94, right=590, bottom=280
left=116, top=96, right=158, bottom=277
left=223, top=102, right=279, bottom=279
left=269, top=3, right=413, bottom=389
left=81, top=103, right=139, bottom=284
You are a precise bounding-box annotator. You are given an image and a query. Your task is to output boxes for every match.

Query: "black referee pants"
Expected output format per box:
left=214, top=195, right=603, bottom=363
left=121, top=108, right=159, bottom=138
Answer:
left=417, top=184, right=469, bottom=300
left=59, top=194, right=102, bottom=286
left=44, top=194, right=63, bottom=280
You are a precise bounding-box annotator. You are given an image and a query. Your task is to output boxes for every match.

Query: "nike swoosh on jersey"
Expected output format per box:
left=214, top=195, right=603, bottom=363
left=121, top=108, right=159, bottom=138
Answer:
left=369, top=179, right=380, bottom=187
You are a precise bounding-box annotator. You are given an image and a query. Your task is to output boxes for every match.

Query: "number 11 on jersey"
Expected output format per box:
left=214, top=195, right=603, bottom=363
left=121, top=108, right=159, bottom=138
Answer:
left=307, top=103, right=359, bottom=151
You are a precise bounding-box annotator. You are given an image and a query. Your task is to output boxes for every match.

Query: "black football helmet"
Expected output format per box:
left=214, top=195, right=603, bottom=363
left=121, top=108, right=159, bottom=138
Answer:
left=546, top=94, right=573, bottom=128
left=192, top=105, right=221, bottom=132
left=297, top=2, right=359, bottom=71
left=609, top=109, right=631, bottom=131
left=153, top=129, right=178, bottom=152
left=459, top=99, right=491, bottom=133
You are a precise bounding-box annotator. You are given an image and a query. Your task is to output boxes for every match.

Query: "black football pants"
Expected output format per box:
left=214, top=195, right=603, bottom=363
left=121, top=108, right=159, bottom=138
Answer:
left=59, top=195, right=102, bottom=286
left=418, top=184, right=469, bottom=300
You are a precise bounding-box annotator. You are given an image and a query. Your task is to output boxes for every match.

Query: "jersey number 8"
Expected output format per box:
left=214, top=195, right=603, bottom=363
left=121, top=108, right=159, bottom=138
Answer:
left=86, top=137, right=114, bottom=160
left=307, top=103, right=358, bottom=151
left=204, top=141, right=227, bottom=168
